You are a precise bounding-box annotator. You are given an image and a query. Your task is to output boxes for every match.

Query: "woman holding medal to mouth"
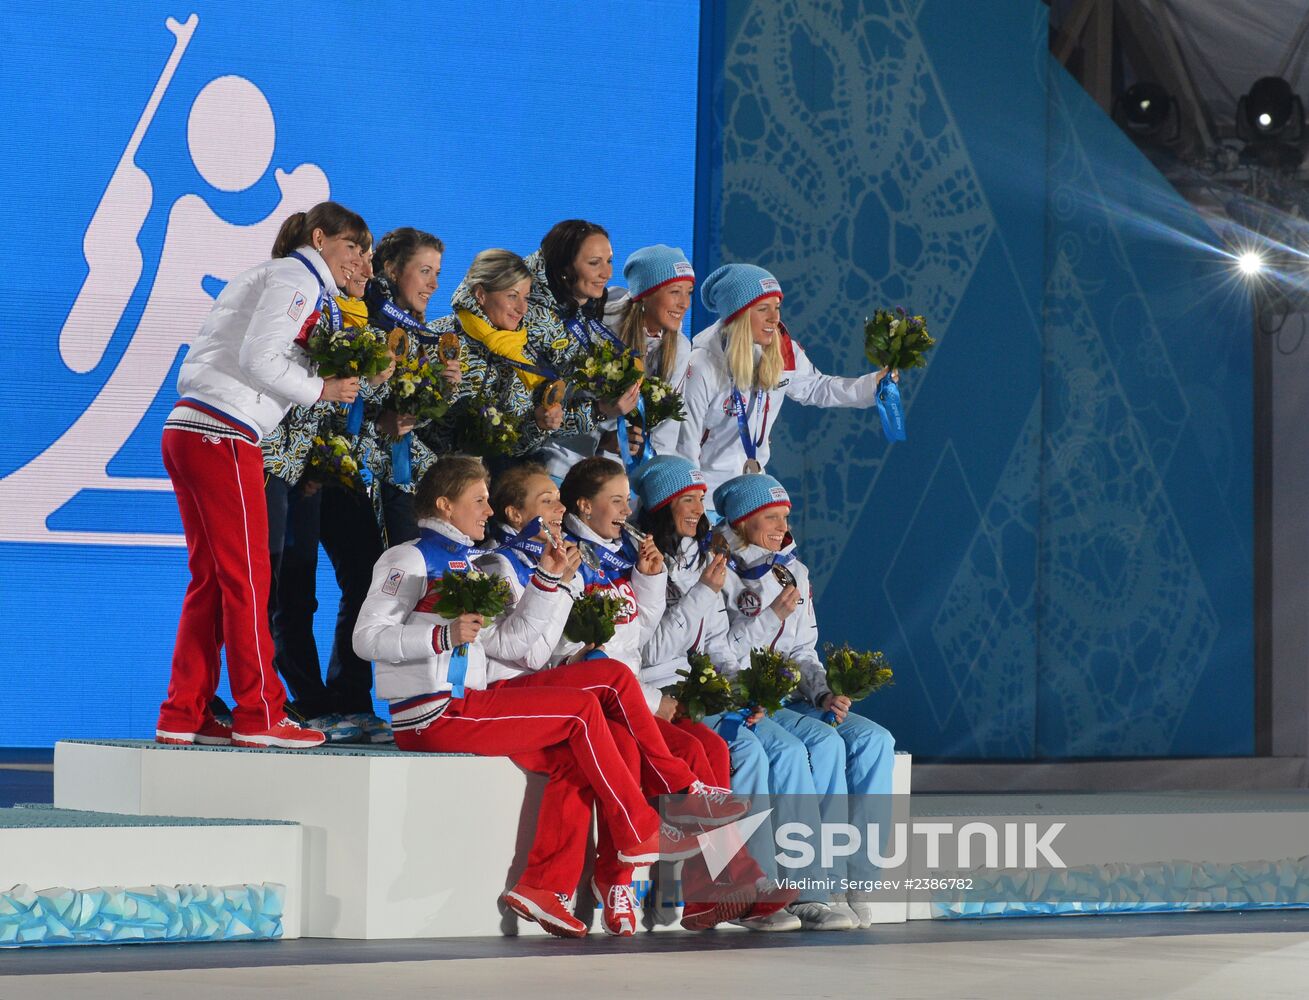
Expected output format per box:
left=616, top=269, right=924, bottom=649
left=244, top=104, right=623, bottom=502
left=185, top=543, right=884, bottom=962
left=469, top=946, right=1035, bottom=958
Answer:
left=475, top=462, right=750, bottom=935
left=674, top=263, right=897, bottom=513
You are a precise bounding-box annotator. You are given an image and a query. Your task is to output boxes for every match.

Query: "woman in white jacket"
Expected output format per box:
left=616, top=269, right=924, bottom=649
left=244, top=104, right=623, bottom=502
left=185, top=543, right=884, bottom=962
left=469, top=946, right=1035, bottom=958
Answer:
left=674, top=263, right=895, bottom=511
left=601, top=244, right=696, bottom=459
left=715, top=472, right=897, bottom=930
left=480, top=461, right=749, bottom=933
left=352, top=455, right=708, bottom=938
left=156, top=202, right=368, bottom=751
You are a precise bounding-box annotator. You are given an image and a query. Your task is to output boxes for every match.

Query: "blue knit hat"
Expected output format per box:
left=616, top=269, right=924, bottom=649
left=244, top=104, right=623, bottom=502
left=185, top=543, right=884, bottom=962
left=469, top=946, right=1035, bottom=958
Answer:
left=700, top=263, right=783, bottom=323
left=712, top=474, right=792, bottom=526
left=624, top=245, right=695, bottom=301
left=631, top=455, right=707, bottom=512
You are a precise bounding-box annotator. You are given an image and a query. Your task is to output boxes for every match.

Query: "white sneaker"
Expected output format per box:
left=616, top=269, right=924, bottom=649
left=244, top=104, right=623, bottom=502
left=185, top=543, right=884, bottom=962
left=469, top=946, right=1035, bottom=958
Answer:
left=829, top=900, right=863, bottom=928
left=731, top=908, right=802, bottom=932
left=847, top=894, right=876, bottom=928
left=786, top=901, right=855, bottom=931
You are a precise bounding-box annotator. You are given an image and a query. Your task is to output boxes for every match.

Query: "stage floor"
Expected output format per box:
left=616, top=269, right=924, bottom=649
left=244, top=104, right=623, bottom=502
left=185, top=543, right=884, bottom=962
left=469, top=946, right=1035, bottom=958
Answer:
left=2, top=911, right=1307, bottom=998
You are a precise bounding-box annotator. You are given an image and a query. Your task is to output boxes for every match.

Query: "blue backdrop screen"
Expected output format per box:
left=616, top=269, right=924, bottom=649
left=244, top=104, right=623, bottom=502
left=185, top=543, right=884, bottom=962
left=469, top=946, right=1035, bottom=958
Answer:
left=0, top=1, right=699, bottom=745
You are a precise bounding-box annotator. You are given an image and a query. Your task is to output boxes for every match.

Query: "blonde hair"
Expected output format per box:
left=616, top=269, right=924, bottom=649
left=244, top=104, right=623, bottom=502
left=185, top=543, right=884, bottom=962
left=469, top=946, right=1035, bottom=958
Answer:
left=415, top=455, right=489, bottom=516
left=618, top=298, right=680, bottom=377
left=723, top=312, right=783, bottom=390
left=465, top=248, right=533, bottom=297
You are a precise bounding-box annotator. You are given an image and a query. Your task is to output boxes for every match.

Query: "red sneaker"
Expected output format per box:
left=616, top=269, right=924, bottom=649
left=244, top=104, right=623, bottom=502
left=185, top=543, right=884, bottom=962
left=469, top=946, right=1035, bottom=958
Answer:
left=231, top=717, right=326, bottom=749
left=744, top=882, right=802, bottom=921
left=502, top=884, right=588, bottom=939
left=663, top=781, right=750, bottom=828
left=680, top=881, right=757, bottom=930
left=155, top=717, right=233, bottom=746
left=590, top=878, right=637, bottom=937
left=617, top=822, right=702, bottom=864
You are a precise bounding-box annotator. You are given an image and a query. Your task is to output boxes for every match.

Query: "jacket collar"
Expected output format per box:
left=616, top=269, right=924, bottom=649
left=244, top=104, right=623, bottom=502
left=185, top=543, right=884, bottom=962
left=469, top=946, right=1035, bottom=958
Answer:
left=292, top=244, right=341, bottom=298
left=418, top=517, right=476, bottom=547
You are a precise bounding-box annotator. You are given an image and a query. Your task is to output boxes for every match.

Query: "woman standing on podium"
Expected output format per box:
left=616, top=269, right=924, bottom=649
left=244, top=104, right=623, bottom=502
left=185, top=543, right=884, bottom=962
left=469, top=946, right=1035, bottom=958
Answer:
left=156, top=201, right=371, bottom=750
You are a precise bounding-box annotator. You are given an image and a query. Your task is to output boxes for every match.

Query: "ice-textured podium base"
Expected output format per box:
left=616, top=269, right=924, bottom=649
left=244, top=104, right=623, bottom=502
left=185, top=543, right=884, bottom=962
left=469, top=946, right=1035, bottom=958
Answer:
left=0, top=882, right=283, bottom=947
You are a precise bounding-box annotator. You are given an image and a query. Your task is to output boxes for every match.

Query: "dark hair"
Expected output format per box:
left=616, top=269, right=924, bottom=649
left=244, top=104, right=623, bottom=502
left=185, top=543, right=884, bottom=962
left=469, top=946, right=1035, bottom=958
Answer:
left=540, top=219, right=610, bottom=320
left=560, top=456, right=626, bottom=515
left=373, top=227, right=445, bottom=320
left=415, top=455, right=488, bottom=517
left=640, top=503, right=710, bottom=566
left=489, top=461, right=551, bottom=524
left=271, top=201, right=370, bottom=258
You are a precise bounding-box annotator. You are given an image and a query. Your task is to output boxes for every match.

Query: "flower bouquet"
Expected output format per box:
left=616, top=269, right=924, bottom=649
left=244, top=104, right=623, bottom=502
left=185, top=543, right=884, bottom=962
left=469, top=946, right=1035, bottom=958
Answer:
left=304, top=322, right=393, bottom=380
left=733, top=648, right=802, bottom=716
left=570, top=341, right=644, bottom=402
left=425, top=567, right=514, bottom=622
left=447, top=392, right=522, bottom=457
left=863, top=307, right=935, bottom=371
left=564, top=590, right=628, bottom=647
left=387, top=354, right=450, bottom=426
left=822, top=643, right=893, bottom=725
left=305, top=434, right=370, bottom=492
left=862, top=308, right=932, bottom=443
left=666, top=651, right=737, bottom=723
left=641, top=375, right=686, bottom=429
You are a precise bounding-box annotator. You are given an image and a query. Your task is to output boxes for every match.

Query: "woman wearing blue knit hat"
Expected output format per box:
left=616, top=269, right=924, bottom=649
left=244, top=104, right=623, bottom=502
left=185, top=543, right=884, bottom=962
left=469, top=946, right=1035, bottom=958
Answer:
left=674, top=263, right=896, bottom=511
left=713, top=472, right=899, bottom=931
left=603, top=245, right=696, bottom=456
left=630, top=456, right=839, bottom=932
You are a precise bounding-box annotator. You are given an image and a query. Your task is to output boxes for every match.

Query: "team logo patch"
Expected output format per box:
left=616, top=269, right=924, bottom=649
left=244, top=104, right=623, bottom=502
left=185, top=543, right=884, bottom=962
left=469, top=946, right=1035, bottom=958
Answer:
left=288, top=290, right=307, bottom=320
left=736, top=590, right=762, bottom=617
left=673, top=261, right=695, bottom=277
left=382, top=569, right=405, bottom=596
left=551, top=337, right=571, bottom=350
left=769, top=486, right=788, bottom=501
left=759, top=277, right=781, bottom=293
left=688, top=469, right=705, bottom=484
left=448, top=560, right=468, bottom=571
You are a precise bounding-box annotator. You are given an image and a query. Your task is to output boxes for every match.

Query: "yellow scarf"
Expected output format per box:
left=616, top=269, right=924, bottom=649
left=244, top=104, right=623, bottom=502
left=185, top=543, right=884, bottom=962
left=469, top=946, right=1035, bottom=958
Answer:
left=336, top=295, right=369, bottom=329
left=457, top=308, right=544, bottom=390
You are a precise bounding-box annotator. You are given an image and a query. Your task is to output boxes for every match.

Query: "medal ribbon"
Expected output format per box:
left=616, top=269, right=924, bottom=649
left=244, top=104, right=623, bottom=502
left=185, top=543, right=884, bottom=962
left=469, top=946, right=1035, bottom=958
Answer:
left=876, top=376, right=907, bottom=442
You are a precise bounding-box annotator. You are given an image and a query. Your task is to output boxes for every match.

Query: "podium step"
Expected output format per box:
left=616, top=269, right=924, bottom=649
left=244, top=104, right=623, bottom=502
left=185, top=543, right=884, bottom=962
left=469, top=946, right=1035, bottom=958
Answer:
left=0, top=804, right=301, bottom=947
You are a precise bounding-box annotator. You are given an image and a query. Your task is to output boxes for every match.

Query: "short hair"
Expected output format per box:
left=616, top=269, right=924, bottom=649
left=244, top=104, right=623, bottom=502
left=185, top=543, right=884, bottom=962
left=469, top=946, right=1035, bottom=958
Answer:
left=415, top=455, right=489, bottom=516
left=465, top=248, right=533, bottom=298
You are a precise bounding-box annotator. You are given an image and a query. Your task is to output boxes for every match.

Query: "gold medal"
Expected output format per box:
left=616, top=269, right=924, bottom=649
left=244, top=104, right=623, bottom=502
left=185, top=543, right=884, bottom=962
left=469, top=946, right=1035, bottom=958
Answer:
left=542, top=379, right=567, bottom=409
left=438, top=332, right=461, bottom=363
left=743, top=458, right=763, bottom=474
left=387, top=328, right=408, bottom=360
left=708, top=532, right=732, bottom=558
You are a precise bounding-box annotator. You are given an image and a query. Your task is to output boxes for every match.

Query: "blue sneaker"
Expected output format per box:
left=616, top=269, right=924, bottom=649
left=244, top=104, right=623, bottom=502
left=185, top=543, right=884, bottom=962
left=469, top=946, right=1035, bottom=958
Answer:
left=343, top=712, right=394, bottom=744
left=305, top=714, right=363, bottom=744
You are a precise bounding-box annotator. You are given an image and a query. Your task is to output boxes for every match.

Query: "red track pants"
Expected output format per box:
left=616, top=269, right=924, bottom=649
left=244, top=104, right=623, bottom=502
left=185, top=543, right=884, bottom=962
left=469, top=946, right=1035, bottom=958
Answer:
left=392, top=681, right=662, bottom=894
left=158, top=429, right=287, bottom=733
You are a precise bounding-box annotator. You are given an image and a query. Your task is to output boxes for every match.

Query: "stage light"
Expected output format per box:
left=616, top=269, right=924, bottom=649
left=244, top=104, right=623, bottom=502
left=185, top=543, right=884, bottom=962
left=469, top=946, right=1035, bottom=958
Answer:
left=1238, top=77, right=1304, bottom=140
left=1118, top=83, right=1172, bottom=135
left=1237, top=251, right=1266, bottom=276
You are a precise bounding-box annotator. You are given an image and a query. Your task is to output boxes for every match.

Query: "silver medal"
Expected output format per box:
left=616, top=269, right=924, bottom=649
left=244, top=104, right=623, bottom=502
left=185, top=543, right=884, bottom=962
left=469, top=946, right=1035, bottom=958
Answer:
left=578, top=540, right=602, bottom=571
left=771, top=562, right=797, bottom=589
left=622, top=519, right=649, bottom=546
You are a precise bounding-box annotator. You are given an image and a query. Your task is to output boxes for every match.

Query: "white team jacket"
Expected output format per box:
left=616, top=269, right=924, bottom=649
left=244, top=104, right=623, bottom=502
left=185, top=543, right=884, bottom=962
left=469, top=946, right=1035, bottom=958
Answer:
left=352, top=519, right=568, bottom=701
left=176, top=245, right=331, bottom=439
left=673, top=320, right=882, bottom=508
left=717, top=525, right=831, bottom=707
left=640, top=535, right=734, bottom=691
left=557, top=514, right=668, bottom=711
left=602, top=288, right=694, bottom=457
left=476, top=545, right=574, bottom=679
